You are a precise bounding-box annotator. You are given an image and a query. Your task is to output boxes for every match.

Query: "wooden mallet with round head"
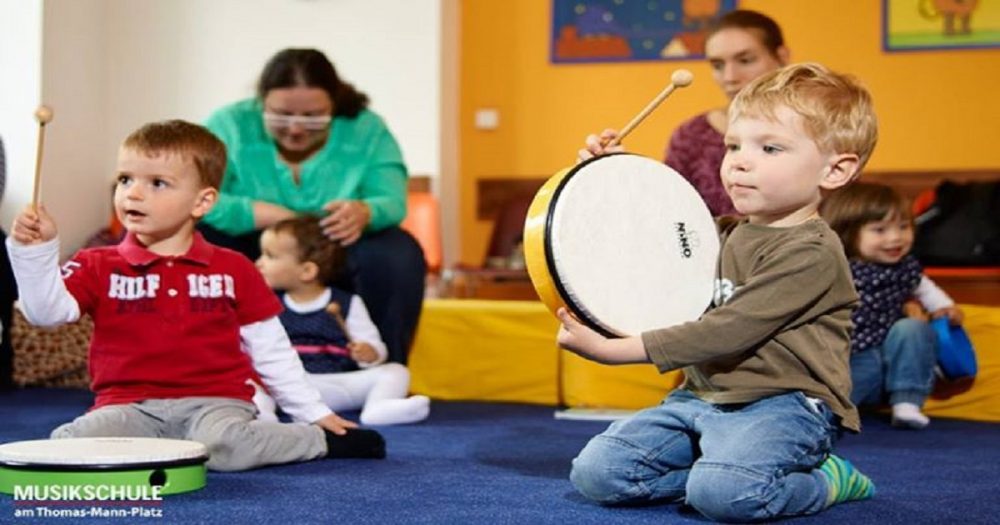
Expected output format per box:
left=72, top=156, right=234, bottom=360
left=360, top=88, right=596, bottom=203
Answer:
left=326, top=302, right=354, bottom=343
left=606, top=69, right=694, bottom=147
left=32, top=105, right=54, bottom=211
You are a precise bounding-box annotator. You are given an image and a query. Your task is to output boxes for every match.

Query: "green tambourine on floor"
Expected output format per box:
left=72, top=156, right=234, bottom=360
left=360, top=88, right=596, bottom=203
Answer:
left=0, top=437, right=208, bottom=497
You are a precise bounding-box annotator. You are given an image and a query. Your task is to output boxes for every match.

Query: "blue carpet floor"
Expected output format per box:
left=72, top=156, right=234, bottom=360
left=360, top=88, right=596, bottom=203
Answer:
left=1, top=388, right=999, bottom=524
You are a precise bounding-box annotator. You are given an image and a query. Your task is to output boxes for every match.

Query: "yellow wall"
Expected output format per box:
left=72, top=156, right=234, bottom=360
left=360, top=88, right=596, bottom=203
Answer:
left=458, top=0, right=1000, bottom=264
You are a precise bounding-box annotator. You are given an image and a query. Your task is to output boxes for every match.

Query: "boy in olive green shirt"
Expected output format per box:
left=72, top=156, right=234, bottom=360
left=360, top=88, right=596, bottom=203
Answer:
left=565, top=63, right=878, bottom=522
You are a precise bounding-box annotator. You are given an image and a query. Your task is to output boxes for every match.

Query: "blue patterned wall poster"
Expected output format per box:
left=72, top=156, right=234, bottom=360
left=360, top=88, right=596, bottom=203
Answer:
left=552, top=0, right=739, bottom=63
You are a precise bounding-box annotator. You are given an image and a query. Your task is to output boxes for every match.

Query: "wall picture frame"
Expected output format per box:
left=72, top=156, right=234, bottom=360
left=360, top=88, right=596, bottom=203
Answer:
left=551, top=0, right=739, bottom=63
left=884, top=0, right=1000, bottom=52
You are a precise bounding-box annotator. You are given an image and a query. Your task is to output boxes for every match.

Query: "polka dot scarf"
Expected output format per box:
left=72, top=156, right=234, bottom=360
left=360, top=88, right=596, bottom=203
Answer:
left=849, top=255, right=923, bottom=353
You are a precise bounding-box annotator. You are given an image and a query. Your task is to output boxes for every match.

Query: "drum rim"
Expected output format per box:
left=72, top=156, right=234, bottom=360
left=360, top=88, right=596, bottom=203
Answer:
left=0, top=455, right=209, bottom=472
left=543, top=152, right=634, bottom=338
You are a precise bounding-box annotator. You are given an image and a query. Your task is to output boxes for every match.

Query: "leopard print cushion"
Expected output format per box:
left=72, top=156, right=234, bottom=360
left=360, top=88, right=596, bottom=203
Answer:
left=10, top=308, right=91, bottom=388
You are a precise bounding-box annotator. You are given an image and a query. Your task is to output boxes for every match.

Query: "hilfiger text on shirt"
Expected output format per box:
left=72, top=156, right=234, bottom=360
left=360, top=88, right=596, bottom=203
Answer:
left=107, top=273, right=236, bottom=300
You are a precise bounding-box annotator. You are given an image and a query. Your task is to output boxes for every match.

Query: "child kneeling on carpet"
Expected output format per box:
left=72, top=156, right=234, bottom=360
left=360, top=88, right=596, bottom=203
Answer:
left=7, top=120, right=385, bottom=471
left=821, top=182, right=963, bottom=429
left=564, top=63, right=877, bottom=522
left=253, top=216, right=429, bottom=425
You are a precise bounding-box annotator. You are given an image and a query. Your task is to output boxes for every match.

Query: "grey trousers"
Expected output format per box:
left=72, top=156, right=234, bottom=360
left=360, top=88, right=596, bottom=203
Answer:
left=51, top=397, right=327, bottom=471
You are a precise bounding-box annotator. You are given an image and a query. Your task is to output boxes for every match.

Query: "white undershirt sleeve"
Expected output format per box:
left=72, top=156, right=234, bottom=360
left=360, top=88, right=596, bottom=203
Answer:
left=345, top=295, right=388, bottom=367
left=914, top=275, right=955, bottom=312
left=5, top=237, right=81, bottom=326
left=240, top=317, right=333, bottom=423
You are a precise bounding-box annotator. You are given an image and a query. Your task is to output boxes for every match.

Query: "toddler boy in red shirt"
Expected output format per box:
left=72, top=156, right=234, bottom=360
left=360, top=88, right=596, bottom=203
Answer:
left=8, top=120, right=384, bottom=470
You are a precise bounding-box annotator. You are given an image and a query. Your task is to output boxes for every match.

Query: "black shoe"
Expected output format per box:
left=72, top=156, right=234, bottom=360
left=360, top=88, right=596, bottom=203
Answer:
left=324, top=428, right=386, bottom=459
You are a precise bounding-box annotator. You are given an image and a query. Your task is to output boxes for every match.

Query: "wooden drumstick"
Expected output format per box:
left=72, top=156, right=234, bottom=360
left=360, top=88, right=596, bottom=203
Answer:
left=326, top=302, right=354, bottom=343
left=32, top=105, right=54, bottom=211
left=606, top=69, right=693, bottom=147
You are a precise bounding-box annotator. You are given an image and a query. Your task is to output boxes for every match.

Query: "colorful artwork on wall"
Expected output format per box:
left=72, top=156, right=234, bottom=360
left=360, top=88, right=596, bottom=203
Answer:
left=884, top=0, right=1000, bottom=51
left=551, top=0, right=739, bottom=63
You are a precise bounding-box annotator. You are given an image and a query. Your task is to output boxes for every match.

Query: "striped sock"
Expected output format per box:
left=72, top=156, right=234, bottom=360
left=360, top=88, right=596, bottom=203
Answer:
left=819, top=454, right=875, bottom=507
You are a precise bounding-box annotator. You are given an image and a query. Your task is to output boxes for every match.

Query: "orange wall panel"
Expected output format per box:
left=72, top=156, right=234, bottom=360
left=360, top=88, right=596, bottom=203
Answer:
left=459, top=0, right=1000, bottom=264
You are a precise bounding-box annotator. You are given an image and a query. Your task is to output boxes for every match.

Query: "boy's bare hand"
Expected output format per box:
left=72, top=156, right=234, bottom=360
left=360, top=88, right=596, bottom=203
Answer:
left=11, top=205, right=57, bottom=245
left=315, top=413, right=359, bottom=435
left=577, top=128, right=625, bottom=163
left=556, top=308, right=649, bottom=365
left=348, top=341, right=378, bottom=363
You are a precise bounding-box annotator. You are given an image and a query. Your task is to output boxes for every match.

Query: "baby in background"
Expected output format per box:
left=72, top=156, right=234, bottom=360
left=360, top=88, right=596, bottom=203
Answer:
left=255, top=216, right=430, bottom=425
left=821, top=182, right=964, bottom=429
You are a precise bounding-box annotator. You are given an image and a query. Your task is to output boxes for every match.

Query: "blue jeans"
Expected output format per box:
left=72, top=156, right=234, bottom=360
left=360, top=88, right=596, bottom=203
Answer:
left=850, top=318, right=937, bottom=407
left=570, top=390, right=838, bottom=522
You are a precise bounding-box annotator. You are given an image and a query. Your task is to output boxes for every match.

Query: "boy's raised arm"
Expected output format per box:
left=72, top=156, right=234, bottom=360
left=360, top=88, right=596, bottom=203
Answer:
left=5, top=239, right=81, bottom=327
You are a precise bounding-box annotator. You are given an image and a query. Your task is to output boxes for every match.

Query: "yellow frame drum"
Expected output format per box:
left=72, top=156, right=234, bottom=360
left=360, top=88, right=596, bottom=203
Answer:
left=524, top=153, right=719, bottom=337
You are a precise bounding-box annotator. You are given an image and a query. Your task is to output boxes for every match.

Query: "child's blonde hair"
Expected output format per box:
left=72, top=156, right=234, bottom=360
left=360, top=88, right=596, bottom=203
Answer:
left=267, top=216, right=346, bottom=284
left=122, top=120, right=227, bottom=190
left=819, top=182, right=911, bottom=259
left=729, top=63, right=879, bottom=169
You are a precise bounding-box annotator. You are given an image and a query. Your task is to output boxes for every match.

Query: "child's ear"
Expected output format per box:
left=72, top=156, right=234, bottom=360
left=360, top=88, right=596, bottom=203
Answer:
left=820, top=153, right=860, bottom=191
left=192, top=188, right=219, bottom=219
left=300, top=261, right=320, bottom=282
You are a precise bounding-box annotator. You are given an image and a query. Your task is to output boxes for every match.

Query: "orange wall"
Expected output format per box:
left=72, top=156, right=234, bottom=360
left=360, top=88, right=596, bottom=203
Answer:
left=458, top=0, right=1000, bottom=264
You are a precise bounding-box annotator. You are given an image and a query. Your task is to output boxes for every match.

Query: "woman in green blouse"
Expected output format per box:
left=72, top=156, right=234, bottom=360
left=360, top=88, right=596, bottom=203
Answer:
left=200, top=48, right=425, bottom=364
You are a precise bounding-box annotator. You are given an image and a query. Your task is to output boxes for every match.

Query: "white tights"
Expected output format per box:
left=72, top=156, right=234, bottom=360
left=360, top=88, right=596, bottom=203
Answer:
left=254, top=363, right=430, bottom=426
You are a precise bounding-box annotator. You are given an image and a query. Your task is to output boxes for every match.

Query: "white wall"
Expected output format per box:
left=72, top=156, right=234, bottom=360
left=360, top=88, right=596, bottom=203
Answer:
left=0, top=0, right=43, bottom=235
left=39, top=0, right=111, bottom=256
left=102, top=0, right=441, bottom=175
left=1, top=0, right=443, bottom=255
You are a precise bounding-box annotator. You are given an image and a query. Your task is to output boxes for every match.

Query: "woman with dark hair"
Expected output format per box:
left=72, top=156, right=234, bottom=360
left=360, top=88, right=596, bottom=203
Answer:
left=200, top=48, right=425, bottom=364
left=664, top=9, right=789, bottom=216
left=581, top=10, right=789, bottom=217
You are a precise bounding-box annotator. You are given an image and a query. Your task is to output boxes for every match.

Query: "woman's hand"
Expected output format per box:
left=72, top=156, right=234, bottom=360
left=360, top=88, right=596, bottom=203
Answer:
left=577, top=128, right=626, bottom=163
left=315, top=412, right=360, bottom=436
left=11, top=205, right=57, bottom=245
left=556, top=308, right=649, bottom=365
left=320, top=199, right=370, bottom=246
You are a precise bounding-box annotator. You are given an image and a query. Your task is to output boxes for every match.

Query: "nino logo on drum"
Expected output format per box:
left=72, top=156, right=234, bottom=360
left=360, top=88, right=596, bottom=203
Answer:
left=674, top=222, right=700, bottom=258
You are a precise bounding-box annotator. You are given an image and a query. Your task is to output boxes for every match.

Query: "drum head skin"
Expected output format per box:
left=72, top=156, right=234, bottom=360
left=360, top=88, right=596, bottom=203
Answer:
left=525, top=153, right=719, bottom=337
left=0, top=438, right=208, bottom=496
left=0, top=438, right=208, bottom=468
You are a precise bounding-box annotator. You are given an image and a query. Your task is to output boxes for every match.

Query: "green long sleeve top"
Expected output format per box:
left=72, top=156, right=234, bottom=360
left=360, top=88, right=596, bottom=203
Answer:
left=203, top=98, right=408, bottom=236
